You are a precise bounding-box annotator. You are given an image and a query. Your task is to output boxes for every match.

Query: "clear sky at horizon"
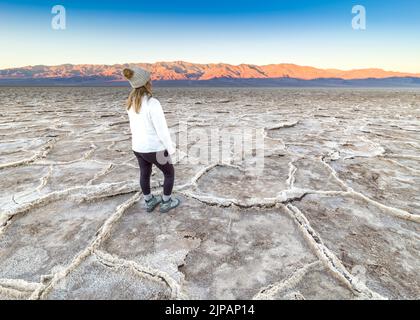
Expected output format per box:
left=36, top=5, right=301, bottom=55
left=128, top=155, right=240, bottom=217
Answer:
left=1, top=0, right=419, bottom=72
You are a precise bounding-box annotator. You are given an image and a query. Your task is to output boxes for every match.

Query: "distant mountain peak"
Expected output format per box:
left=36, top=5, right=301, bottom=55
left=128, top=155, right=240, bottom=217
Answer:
left=1, top=62, right=419, bottom=82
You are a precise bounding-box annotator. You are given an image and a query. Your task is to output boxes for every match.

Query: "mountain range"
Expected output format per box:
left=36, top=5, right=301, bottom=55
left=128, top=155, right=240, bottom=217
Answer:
left=1, top=61, right=420, bottom=86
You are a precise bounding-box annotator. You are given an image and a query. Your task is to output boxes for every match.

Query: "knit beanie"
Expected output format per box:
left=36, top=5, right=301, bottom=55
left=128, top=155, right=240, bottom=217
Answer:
left=122, top=66, right=151, bottom=88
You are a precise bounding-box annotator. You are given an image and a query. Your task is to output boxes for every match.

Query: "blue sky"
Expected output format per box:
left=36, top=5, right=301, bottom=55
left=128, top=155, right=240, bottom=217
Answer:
left=1, top=0, right=419, bottom=72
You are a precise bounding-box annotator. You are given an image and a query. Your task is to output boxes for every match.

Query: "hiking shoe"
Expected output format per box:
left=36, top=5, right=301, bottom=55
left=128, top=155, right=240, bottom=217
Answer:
left=145, top=195, right=161, bottom=212
left=160, top=197, right=181, bottom=213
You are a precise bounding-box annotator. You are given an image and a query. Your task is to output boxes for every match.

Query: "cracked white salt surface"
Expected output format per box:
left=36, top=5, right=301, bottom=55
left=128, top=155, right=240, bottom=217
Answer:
left=0, top=87, right=419, bottom=300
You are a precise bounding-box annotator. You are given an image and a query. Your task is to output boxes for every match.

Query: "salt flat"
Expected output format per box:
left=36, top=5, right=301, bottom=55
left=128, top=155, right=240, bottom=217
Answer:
left=0, top=87, right=419, bottom=300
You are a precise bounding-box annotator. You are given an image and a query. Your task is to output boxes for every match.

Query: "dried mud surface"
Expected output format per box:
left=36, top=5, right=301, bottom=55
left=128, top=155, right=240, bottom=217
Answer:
left=0, top=87, right=419, bottom=300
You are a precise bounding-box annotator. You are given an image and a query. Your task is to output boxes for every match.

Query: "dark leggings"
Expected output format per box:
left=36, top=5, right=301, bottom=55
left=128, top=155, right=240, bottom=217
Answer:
left=133, top=150, right=175, bottom=196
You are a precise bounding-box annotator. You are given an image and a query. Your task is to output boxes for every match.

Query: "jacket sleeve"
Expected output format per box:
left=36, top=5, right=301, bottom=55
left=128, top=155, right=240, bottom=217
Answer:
left=149, top=98, right=176, bottom=155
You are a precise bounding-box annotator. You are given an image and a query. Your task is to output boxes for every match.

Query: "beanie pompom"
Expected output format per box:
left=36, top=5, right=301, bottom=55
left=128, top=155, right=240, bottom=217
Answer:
left=123, top=68, right=134, bottom=79
left=123, top=66, right=151, bottom=88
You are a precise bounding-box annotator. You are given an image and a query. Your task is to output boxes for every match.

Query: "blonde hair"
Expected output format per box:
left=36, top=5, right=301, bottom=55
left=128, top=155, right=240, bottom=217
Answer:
left=123, top=68, right=152, bottom=113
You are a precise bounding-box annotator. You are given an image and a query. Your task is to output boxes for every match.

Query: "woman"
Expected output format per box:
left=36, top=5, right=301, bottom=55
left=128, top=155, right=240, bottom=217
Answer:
left=123, top=66, right=180, bottom=213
